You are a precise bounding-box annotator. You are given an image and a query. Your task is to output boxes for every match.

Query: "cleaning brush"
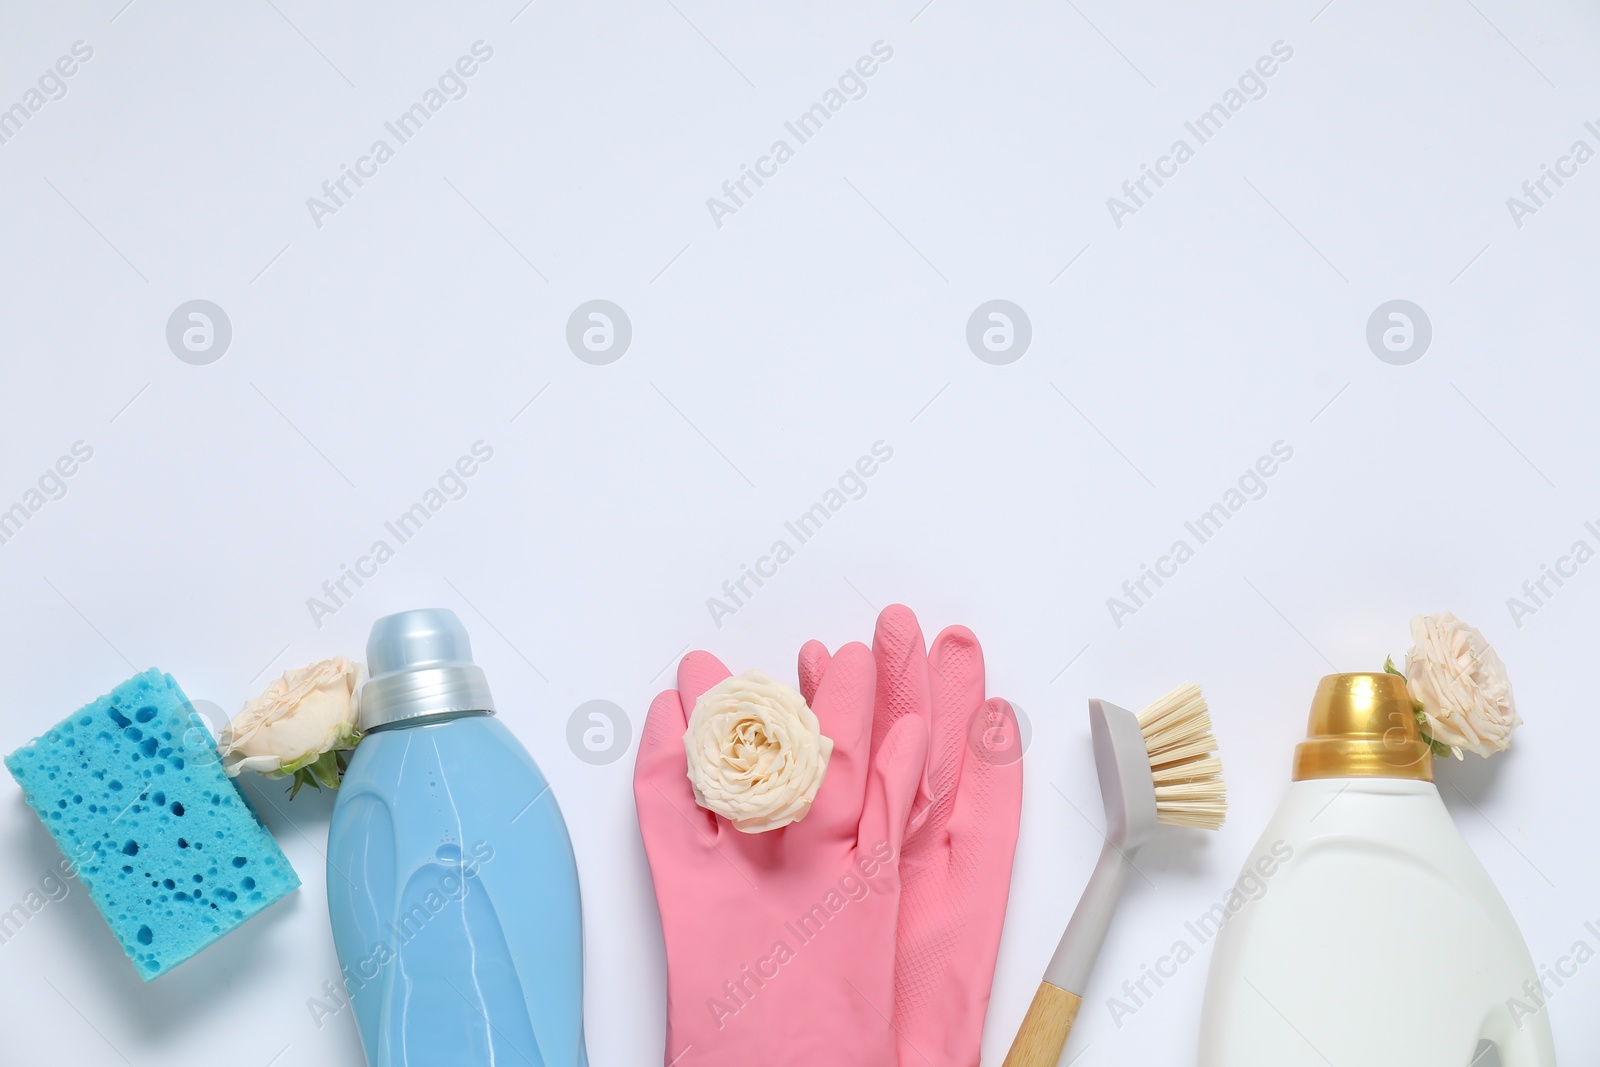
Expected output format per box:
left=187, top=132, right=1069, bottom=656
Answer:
left=1139, top=683, right=1227, bottom=830
left=1002, top=683, right=1226, bottom=1067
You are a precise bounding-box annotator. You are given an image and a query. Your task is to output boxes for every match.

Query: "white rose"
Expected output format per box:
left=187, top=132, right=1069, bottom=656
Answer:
left=220, top=657, right=361, bottom=785
left=683, top=670, right=833, bottom=834
left=1404, top=613, right=1521, bottom=759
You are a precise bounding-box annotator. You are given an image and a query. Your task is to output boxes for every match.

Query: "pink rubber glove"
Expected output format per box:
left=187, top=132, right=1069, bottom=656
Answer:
left=635, top=644, right=926, bottom=1067
left=800, top=606, right=1024, bottom=1067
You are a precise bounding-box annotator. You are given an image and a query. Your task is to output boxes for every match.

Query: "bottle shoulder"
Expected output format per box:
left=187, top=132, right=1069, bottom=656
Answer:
left=338, top=713, right=549, bottom=810
left=1218, top=777, right=1527, bottom=937
left=1266, top=777, right=1451, bottom=839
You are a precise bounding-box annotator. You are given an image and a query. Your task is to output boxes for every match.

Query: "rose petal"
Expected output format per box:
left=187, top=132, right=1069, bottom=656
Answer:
left=219, top=657, right=362, bottom=776
left=683, top=669, right=832, bottom=833
left=1404, top=613, right=1520, bottom=759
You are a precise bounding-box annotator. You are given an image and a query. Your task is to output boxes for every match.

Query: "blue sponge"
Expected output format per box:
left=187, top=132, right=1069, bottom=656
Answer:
left=5, top=669, right=300, bottom=979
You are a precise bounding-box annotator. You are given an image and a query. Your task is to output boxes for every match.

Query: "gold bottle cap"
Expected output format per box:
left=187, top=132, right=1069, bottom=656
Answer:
left=1291, top=672, right=1433, bottom=782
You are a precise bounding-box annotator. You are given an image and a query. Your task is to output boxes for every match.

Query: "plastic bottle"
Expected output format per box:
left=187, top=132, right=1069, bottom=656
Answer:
left=1197, top=672, right=1553, bottom=1067
left=327, top=608, right=588, bottom=1066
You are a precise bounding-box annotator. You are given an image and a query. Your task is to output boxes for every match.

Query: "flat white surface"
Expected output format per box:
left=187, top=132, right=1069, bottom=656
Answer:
left=1, top=2, right=1597, bottom=1064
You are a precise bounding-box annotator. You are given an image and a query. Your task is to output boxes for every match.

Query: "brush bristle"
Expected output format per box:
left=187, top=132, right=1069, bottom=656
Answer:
left=1137, top=682, right=1226, bottom=830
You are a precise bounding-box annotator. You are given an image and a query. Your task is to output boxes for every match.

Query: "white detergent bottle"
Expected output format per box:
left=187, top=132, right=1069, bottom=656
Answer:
left=1198, top=673, right=1554, bottom=1067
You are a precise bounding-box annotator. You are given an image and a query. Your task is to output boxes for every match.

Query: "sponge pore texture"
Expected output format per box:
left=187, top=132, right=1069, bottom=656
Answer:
left=5, top=669, right=299, bottom=979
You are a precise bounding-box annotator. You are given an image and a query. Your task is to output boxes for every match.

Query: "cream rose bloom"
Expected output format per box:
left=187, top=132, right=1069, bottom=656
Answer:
left=220, top=657, right=361, bottom=787
left=683, top=670, right=833, bottom=833
left=1404, top=613, right=1521, bottom=759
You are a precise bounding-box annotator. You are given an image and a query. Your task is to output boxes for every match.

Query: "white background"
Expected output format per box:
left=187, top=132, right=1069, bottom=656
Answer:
left=2, top=1, right=1598, bottom=1064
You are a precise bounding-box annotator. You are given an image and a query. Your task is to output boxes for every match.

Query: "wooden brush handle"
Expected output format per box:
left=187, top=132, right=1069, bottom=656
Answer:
left=1002, top=981, right=1082, bottom=1067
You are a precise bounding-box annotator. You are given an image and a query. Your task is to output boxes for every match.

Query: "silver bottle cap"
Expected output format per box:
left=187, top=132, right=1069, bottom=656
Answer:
left=359, top=608, right=496, bottom=730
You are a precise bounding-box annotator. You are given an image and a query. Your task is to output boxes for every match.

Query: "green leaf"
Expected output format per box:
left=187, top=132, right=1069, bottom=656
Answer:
left=1383, top=656, right=1405, bottom=678
left=283, top=750, right=347, bottom=798
left=308, top=749, right=342, bottom=789
left=1414, top=723, right=1453, bottom=760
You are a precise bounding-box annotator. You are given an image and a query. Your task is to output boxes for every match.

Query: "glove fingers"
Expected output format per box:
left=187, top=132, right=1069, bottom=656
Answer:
left=637, top=650, right=731, bottom=847
left=790, top=640, right=875, bottom=848
left=633, top=686, right=718, bottom=847
left=797, top=640, right=832, bottom=705
left=947, top=696, right=1025, bottom=851
left=871, top=604, right=930, bottom=756
left=858, top=711, right=928, bottom=860
left=676, top=649, right=733, bottom=713
left=926, top=624, right=988, bottom=827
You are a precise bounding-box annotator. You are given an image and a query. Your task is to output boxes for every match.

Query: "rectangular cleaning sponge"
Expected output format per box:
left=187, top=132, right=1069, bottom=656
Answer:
left=5, top=669, right=299, bottom=979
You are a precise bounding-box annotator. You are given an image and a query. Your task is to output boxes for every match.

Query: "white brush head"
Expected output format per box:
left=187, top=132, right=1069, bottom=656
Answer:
left=1138, top=682, right=1227, bottom=830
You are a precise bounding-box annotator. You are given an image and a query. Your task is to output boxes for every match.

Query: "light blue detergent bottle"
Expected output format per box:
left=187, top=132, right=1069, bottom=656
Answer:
left=327, top=608, right=587, bottom=1066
